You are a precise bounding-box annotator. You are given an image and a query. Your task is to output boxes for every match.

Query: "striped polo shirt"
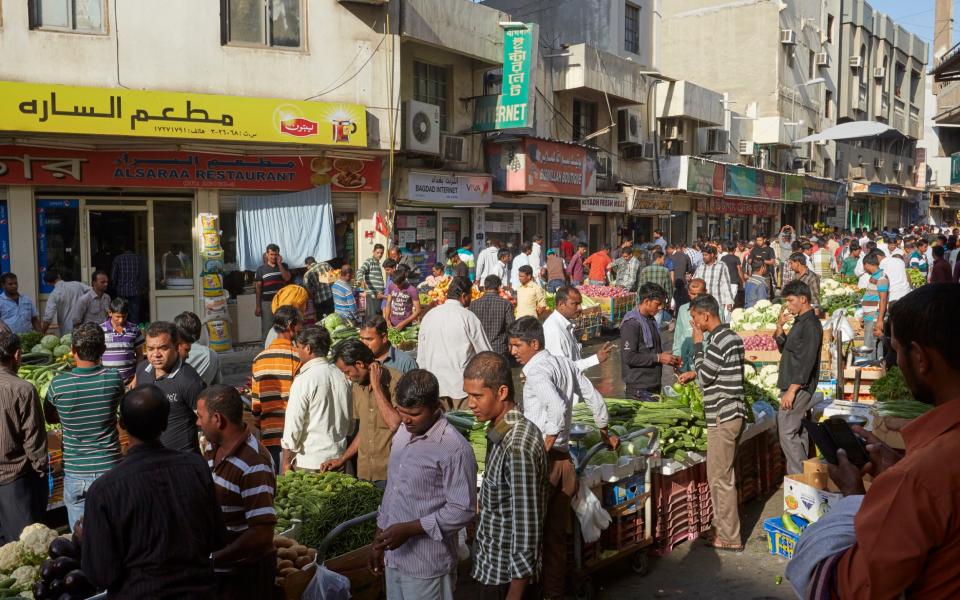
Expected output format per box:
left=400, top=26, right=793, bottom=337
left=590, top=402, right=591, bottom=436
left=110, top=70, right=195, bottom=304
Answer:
left=101, top=320, right=144, bottom=381
left=204, top=432, right=277, bottom=544
left=693, top=324, right=748, bottom=426
left=251, top=338, right=300, bottom=448
left=48, top=365, right=124, bottom=474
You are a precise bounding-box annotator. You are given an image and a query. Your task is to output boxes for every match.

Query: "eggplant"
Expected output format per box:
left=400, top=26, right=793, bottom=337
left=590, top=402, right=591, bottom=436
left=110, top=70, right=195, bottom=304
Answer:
left=50, top=557, right=79, bottom=578
left=63, top=570, right=93, bottom=596
left=48, top=578, right=65, bottom=596
left=40, top=558, right=57, bottom=582
left=48, top=537, right=80, bottom=560
left=32, top=579, right=49, bottom=600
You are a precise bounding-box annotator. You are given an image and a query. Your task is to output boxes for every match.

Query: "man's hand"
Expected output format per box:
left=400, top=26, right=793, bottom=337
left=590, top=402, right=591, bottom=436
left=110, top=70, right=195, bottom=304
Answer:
left=374, top=521, right=421, bottom=551
left=600, top=429, right=619, bottom=450
left=780, top=388, right=796, bottom=411
left=281, top=460, right=293, bottom=475
left=828, top=449, right=867, bottom=497
left=319, top=457, right=344, bottom=473
left=873, top=322, right=883, bottom=338
left=596, top=342, right=615, bottom=363
left=777, top=308, right=792, bottom=328
left=692, top=321, right=703, bottom=344
left=369, top=362, right=383, bottom=388
left=677, top=371, right=697, bottom=384
left=367, top=544, right=385, bottom=575
left=852, top=425, right=904, bottom=477
left=255, top=304, right=262, bottom=317
left=658, top=352, right=677, bottom=366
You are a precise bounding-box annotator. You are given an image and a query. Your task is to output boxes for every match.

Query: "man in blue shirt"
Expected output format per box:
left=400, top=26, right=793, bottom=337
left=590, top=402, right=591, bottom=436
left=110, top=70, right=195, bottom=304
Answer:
left=743, top=260, right=770, bottom=309
left=358, top=315, right=417, bottom=374
left=0, top=273, right=39, bottom=334
left=331, top=265, right=358, bottom=324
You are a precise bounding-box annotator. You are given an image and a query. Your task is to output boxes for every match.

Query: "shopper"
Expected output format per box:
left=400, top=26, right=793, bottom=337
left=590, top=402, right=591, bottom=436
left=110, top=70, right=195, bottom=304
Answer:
left=468, top=275, right=515, bottom=359
left=694, top=246, right=734, bottom=319
left=841, top=242, right=861, bottom=277
left=100, top=297, right=144, bottom=385
left=677, top=294, right=747, bottom=552
left=111, top=242, right=144, bottom=324
left=774, top=280, right=822, bottom=475
left=613, top=247, right=640, bottom=292
left=303, top=256, right=335, bottom=319
left=670, top=241, right=695, bottom=307
left=417, top=276, right=491, bottom=410
left=809, top=241, right=834, bottom=277
left=566, top=242, right=587, bottom=284
left=421, top=262, right=449, bottom=290
left=464, top=351, right=546, bottom=599
left=198, top=385, right=277, bottom=600
left=447, top=249, right=470, bottom=280
left=175, top=311, right=222, bottom=386
left=621, top=283, right=677, bottom=400
left=743, top=260, right=770, bottom=309
left=358, top=315, right=417, bottom=374
left=383, top=269, right=421, bottom=331
left=254, top=244, right=292, bottom=340
left=930, top=244, right=952, bottom=283
left=72, top=271, right=111, bottom=331
left=45, top=323, right=123, bottom=531
left=529, top=234, right=545, bottom=281
left=495, top=250, right=512, bottom=288
left=456, top=238, right=476, bottom=281
left=474, top=239, right=502, bottom=285
left=332, top=265, right=359, bottom=324
left=719, top=242, right=744, bottom=305
left=860, top=252, right=889, bottom=361
left=510, top=242, right=533, bottom=289
left=250, top=306, right=302, bottom=469
left=542, top=249, right=569, bottom=293
left=515, top=265, right=547, bottom=319
left=543, top=286, right=613, bottom=371
left=40, top=269, right=89, bottom=335
left=638, top=250, right=673, bottom=306
left=509, top=317, right=614, bottom=599
left=0, top=331, right=48, bottom=544
left=672, top=279, right=706, bottom=372
left=559, top=233, right=575, bottom=261
left=0, top=273, right=39, bottom=334
left=788, top=252, right=821, bottom=313
left=81, top=385, right=223, bottom=599
left=749, top=234, right=777, bottom=292
left=370, top=370, right=477, bottom=600
left=358, top=243, right=386, bottom=318
left=583, top=245, right=612, bottom=285
left=323, top=340, right=401, bottom=487
left=136, top=321, right=206, bottom=454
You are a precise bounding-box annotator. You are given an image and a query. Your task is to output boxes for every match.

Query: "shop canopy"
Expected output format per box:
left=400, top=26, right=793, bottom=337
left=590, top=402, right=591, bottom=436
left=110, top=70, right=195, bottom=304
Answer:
left=794, top=121, right=905, bottom=144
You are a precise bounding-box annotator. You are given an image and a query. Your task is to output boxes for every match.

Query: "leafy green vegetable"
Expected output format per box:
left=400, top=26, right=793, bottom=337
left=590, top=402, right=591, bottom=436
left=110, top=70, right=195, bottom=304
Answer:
left=870, top=367, right=913, bottom=404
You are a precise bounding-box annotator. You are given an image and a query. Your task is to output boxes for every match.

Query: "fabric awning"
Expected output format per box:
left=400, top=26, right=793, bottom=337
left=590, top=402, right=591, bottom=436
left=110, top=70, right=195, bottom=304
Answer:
left=795, top=121, right=905, bottom=144
left=236, top=187, right=336, bottom=271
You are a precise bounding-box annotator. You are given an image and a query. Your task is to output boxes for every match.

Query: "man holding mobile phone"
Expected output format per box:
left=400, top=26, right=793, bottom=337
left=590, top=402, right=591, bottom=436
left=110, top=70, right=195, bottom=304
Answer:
left=774, top=280, right=823, bottom=475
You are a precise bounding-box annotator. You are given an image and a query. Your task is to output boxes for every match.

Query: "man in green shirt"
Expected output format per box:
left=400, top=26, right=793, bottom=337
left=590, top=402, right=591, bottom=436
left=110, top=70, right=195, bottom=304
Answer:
left=841, top=242, right=861, bottom=277
left=46, top=322, right=124, bottom=531
left=672, top=279, right=706, bottom=372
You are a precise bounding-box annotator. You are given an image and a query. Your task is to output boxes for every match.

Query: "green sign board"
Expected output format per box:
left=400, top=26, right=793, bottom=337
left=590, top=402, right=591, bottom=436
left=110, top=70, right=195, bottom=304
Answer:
left=952, top=154, right=960, bottom=185
left=472, top=23, right=538, bottom=132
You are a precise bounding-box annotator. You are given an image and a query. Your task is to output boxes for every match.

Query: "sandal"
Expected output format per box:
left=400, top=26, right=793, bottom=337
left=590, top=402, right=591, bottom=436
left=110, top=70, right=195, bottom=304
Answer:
left=704, top=538, right=744, bottom=552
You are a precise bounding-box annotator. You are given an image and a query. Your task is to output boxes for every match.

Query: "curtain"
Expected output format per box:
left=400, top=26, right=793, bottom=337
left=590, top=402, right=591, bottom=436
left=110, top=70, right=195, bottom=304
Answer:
left=236, top=186, right=336, bottom=271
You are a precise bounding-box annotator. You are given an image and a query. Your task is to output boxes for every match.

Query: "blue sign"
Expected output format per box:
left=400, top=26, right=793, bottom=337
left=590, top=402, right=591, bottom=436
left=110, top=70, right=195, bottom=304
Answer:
left=36, top=199, right=78, bottom=293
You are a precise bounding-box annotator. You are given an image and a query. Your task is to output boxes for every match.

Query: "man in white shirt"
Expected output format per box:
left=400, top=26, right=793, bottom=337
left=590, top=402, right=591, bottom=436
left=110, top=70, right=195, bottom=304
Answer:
left=510, top=243, right=533, bottom=289
left=543, top=286, right=613, bottom=372
left=281, top=326, right=352, bottom=473
left=40, top=270, right=89, bottom=335
left=880, top=253, right=911, bottom=303
left=529, top=234, right=545, bottom=282
left=886, top=236, right=904, bottom=259
left=474, top=240, right=502, bottom=288
left=417, top=276, right=491, bottom=409
left=508, top=316, right=616, bottom=600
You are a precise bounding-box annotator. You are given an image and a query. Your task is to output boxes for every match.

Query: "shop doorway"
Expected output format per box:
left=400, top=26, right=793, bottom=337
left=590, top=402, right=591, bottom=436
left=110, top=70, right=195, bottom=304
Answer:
left=86, top=207, right=150, bottom=323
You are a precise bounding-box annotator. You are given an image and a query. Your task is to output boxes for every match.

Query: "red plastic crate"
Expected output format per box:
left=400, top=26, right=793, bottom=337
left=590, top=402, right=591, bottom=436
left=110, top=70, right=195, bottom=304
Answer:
left=601, top=511, right=645, bottom=551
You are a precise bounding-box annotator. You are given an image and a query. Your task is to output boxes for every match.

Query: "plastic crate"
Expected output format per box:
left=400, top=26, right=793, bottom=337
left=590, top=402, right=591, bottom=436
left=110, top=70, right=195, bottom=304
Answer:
left=601, top=510, right=645, bottom=551
left=602, top=474, right=645, bottom=508
left=763, top=515, right=808, bottom=558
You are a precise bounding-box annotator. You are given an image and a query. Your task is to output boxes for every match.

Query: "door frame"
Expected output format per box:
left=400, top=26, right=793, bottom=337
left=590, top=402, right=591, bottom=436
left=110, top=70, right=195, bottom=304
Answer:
left=436, top=209, right=469, bottom=262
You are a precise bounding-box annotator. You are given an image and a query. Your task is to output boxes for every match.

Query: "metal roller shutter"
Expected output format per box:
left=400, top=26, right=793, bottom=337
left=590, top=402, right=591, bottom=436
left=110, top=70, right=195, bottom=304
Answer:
left=332, top=193, right=359, bottom=213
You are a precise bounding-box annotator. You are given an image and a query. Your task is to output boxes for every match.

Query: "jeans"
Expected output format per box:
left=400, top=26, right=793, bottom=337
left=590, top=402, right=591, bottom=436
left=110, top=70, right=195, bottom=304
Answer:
left=546, top=279, right=565, bottom=293
left=64, top=471, right=106, bottom=531
left=862, top=319, right=879, bottom=362
left=267, top=446, right=282, bottom=474
left=654, top=309, right=672, bottom=330
left=260, top=300, right=274, bottom=341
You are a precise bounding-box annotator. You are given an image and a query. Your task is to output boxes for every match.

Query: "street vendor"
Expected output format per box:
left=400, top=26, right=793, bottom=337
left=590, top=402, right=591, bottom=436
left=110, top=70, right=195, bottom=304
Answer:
left=322, top=339, right=401, bottom=487
left=508, top=316, right=615, bottom=600
left=543, top=286, right=614, bottom=372
left=369, top=370, right=477, bottom=600
left=621, top=283, right=678, bottom=400
left=672, top=278, right=706, bottom=372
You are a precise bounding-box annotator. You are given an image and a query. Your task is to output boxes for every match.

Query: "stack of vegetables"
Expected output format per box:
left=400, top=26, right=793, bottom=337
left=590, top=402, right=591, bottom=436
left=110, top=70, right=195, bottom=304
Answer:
left=906, top=268, right=927, bottom=289
left=872, top=366, right=931, bottom=419
left=820, top=278, right=862, bottom=316
left=425, top=278, right=482, bottom=305
left=35, top=535, right=94, bottom=600
left=18, top=334, right=76, bottom=407
left=731, top=301, right=783, bottom=333
left=741, top=335, right=778, bottom=352
left=273, top=471, right=383, bottom=559
left=745, top=364, right=780, bottom=407
left=576, top=285, right=632, bottom=298
left=322, top=314, right=359, bottom=349
left=446, top=411, right=489, bottom=472
left=272, top=536, right=317, bottom=589
left=0, top=523, right=77, bottom=598
left=386, top=324, right=419, bottom=350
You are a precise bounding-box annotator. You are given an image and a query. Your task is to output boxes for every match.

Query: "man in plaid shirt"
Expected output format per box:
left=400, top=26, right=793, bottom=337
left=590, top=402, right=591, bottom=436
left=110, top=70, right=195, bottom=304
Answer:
left=469, top=275, right=515, bottom=359
left=303, top=257, right=334, bottom=319
left=637, top=250, right=672, bottom=303
left=694, top=246, right=734, bottom=317
left=808, top=240, right=834, bottom=278
left=464, top=352, right=546, bottom=599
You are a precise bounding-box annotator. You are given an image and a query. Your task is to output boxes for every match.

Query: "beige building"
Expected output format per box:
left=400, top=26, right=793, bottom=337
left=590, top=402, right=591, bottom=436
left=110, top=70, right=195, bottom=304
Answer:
left=929, top=0, right=960, bottom=224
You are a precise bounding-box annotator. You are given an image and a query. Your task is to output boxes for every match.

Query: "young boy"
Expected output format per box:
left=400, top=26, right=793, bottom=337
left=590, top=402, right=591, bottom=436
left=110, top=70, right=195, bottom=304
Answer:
left=743, top=260, right=769, bottom=309
left=420, top=263, right=449, bottom=290
left=100, top=297, right=144, bottom=385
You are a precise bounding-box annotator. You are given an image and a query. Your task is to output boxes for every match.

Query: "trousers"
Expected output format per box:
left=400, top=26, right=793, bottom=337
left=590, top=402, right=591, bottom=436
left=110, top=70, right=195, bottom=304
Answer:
left=0, top=471, right=48, bottom=545
left=777, top=389, right=818, bottom=476
left=706, top=418, right=745, bottom=545
left=542, top=451, right=576, bottom=598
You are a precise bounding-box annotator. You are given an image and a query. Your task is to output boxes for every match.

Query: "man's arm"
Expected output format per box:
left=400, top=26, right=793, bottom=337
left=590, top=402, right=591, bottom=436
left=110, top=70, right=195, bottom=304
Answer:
left=278, top=261, right=292, bottom=282
left=693, top=334, right=730, bottom=389
left=369, top=364, right=401, bottom=432
left=524, top=372, right=566, bottom=442
left=506, top=446, right=545, bottom=597
left=81, top=490, right=122, bottom=591
left=280, top=380, right=310, bottom=472
left=41, top=290, right=59, bottom=334
left=875, top=282, right=889, bottom=336
left=213, top=466, right=277, bottom=567
left=575, top=367, right=610, bottom=431
left=22, top=387, right=48, bottom=473
left=321, top=429, right=360, bottom=472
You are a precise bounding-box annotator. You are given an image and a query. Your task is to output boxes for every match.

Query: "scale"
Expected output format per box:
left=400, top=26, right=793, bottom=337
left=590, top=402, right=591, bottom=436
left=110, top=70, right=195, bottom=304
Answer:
left=569, top=422, right=593, bottom=467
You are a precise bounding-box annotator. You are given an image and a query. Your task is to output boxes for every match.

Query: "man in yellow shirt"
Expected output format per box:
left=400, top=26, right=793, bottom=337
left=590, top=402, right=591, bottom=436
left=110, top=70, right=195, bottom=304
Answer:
left=515, top=265, right=547, bottom=319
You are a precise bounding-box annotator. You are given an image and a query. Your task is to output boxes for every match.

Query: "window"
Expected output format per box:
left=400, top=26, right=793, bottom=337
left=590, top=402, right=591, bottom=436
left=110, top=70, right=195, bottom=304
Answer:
left=894, top=62, right=905, bottom=97
left=809, top=50, right=815, bottom=79
left=413, top=61, right=451, bottom=131
left=572, top=99, right=598, bottom=141
left=625, top=3, right=640, bottom=55
left=483, top=68, right=503, bottom=96
left=36, top=200, right=80, bottom=294
left=223, top=0, right=302, bottom=49
left=29, top=0, right=104, bottom=33
left=825, top=89, right=833, bottom=118
left=153, top=201, right=194, bottom=291
left=910, top=69, right=921, bottom=104
left=826, top=14, right=834, bottom=43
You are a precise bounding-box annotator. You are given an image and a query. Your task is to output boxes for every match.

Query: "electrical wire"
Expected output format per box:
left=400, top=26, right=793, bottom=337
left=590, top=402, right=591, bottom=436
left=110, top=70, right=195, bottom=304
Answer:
left=303, top=31, right=388, bottom=101
left=113, top=0, right=129, bottom=89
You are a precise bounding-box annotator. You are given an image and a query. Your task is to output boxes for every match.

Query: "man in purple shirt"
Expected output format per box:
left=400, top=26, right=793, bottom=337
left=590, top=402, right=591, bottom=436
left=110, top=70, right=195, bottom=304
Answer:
left=566, top=242, right=588, bottom=284
left=368, top=369, right=477, bottom=600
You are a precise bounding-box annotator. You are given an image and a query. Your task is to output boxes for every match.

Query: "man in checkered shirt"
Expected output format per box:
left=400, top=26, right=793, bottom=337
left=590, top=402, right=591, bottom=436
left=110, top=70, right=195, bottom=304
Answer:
left=694, top=245, right=734, bottom=319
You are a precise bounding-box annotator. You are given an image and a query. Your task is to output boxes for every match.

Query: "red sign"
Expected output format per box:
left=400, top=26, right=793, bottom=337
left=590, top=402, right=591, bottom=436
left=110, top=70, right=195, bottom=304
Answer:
left=0, top=145, right=381, bottom=192
left=697, top=197, right=778, bottom=217
left=486, top=137, right=597, bottom=196
left=280, top=118, right=319, bottom=137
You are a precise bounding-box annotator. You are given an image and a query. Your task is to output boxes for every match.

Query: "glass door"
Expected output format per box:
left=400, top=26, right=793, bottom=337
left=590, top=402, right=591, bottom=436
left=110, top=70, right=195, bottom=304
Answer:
left=83, top=206, right=150, bottom=324
left=437, top=210, right=469, bottom=263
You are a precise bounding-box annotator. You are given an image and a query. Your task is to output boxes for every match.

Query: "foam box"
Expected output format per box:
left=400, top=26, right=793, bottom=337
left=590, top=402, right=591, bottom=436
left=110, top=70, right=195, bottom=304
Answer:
left=783, top=473, right=843, bottom=524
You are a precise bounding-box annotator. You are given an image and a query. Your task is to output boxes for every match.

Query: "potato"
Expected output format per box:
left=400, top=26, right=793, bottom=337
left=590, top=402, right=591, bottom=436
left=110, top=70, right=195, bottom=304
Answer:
left=277, top=559, right=294, bottom=571
left=274, top=536, right=295, bottom=549
left=292, top=544, right=309, bottom=556
left=279, top=567, right=299, bottom=577
left=294, top=556, right=313, bottom=569
left=277, top=547, right=298, bottom=561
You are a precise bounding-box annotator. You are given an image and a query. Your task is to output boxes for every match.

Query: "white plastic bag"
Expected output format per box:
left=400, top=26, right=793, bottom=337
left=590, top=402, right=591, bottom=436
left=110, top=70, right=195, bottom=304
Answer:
left=301, top=564, right=351, bottom=600
left=571, top=482, right=611, bottom=543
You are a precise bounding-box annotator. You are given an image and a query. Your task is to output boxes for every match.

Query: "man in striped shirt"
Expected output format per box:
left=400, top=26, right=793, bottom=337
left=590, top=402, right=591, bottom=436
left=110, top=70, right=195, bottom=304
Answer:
left=251, top=306, right=302, bottom=472
left=678, top=294, right=748, bottom=552
left=332, top=265, right=359, bottom=324
left=101, top=297, right=144, bottom=384
left=199, top=385, right=277, bottom=600
left=46, top=322, right=124, bottom=531
left=358, top=244, right=386, bottom=317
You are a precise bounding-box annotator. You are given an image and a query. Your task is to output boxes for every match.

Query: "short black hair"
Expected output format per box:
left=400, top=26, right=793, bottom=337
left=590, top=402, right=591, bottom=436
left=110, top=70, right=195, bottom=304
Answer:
left=934, top=245, right=945, bottom=258
left=750, top=259, right=765, bottom=272
left=295, top=325, right=332, bottom=357
left=521, top=242, right=532, bottom=253
left=447, top=276, right=473, bottom=301
left=497, top=249, right=512, bottom=261
left=374, top=243, right=385, bottom=252
left=483, top=275, right=502, bottom=290
left=621, top=248, right=632, bottom=257
left=518, top=265, right=533, bottom=276
left=331, top=338, right=375, bottom=366
left=638, top=282, right=667, bottom=303
left=362, top=314, right=388, bottom=336
left=382, top=258, right=398, bottom=270
left=198, top=384, right=244, bottom=425
left=109, top=296, right=129, bottom=315
left=121, top=385, right=170, bottom=442
left=651, top=250, right=665, bottom=261
left=174, top=312, right=203, bottom=343
left=464, top=351, right=514, bottom=400
left=890, top=284, right=960, bottom=370
left=782, top=280, right=812, bottom=302
left=91, top=270, right=109, bottom=284
left=0, top=273, right=17, bottom=285
left=507, top=316, right=545, bottom=349
left=788, top=252, right=807, bottom=265
left=0, top=331, right=20, bottom=364
left=266, top=244, right=280, bottom=253
left=461, top=236, right=471, bottom=246
left=43, top=269, right=60, bottom=284
left=392, top=269, right=408, bottom=286
left=272, top=305, right=303, bottom=333
left=555, top=286, right=580, bottom=305
left=145, top=321, right=179, bottom=344
left=395, top=369, right=440, bottom=409
left=577, top=242, right=588, bottom=249
left=433, top=262, right=444, bottom=271
left=72, top=322, right=106, bottom=362
left=862, top=251, right=881, bottom=267
left=689, top=294, right=720, bottom=318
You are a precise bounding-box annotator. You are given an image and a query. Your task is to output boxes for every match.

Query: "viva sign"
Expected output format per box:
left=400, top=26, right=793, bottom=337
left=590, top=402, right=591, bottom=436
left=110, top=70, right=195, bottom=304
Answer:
left=472, top=24, right=538, bottom=132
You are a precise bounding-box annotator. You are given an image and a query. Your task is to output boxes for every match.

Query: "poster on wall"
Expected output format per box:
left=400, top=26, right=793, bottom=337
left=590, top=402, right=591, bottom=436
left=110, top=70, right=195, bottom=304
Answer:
left=36, top=199, right=79, bottom=293
left=686, top=158, right=725, bottom=196
left=485, top=138, right=597, bottom=196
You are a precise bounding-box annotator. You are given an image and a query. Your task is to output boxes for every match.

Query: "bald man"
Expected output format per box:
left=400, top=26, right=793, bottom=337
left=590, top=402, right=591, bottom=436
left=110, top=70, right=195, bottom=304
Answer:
left=672, top=278, right=706, bottom=371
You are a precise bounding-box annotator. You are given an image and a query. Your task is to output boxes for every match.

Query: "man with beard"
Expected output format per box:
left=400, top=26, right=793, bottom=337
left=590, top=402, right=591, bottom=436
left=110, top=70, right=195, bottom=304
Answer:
left=787, top=283, right=960, bottom=599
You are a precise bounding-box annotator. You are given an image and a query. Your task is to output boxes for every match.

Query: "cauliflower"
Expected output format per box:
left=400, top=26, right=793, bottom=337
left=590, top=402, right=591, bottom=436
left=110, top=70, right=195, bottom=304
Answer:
left=730, top=308, right=745, bottom=322
left=754, top=299, right=772, bottom=310
left=769, top=303, right=783, bottom=314
left=10, top=564, right=39, bottom=592
left=18, top=524, right=57, bottom=565
left=0, top=541, right=21, bottom=573
left=743, top=364, right=756, bottom=377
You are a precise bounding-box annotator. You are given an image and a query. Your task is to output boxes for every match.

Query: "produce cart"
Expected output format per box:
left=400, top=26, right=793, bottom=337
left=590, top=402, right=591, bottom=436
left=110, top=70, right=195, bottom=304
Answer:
left=567, top=427, right=658, bottom=600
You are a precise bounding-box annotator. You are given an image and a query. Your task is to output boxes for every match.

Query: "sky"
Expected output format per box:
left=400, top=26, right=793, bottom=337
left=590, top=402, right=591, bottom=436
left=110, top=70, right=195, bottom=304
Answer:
left=866, top=0, right=956, bottom=59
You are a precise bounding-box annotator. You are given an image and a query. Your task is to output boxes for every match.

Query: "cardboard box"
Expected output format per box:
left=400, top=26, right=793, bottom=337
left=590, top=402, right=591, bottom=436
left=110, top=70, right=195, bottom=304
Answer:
left=803, top=458, right=829, bottom=476
left=783, top=473, right=843, bottom=523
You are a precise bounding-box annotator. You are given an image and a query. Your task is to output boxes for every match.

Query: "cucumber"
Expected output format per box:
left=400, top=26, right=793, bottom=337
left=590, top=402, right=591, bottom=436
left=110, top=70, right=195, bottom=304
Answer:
left=0, top=577, right=15, bottom=588
left=781, top=512, right=802, bottom=534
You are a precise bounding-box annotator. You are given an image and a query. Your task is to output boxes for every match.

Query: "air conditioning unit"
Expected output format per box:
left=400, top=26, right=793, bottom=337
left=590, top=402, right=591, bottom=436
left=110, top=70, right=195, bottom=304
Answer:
left=892, top=161, right=902, bottom=172
left=617, top=107, right=643, bottom=145
left=662, top=120, right=683, bottom=140
left=642, top=141, right=655, bottom=160
left=621, top=142, right=656, bottom=161
left=873, top=158, right=885, bottom=169
left=597, top=155, right=613, bottom=176
left=403, top=100, right=440, bottom=154
left=816, top=52, right=829, bottom=67
left=702, top=128, right=729, bottom=155
left=739, top=140, right=755, bottom=155
left=815, top=139, right=828, bottom=146
left=781, top=29, right=797, bottom=45
left=873, top=67, right=886, bottom=79
left=440, top=134, right=466, bottom=162
left=850, top=56, right=863, bottom=69
left=849, top=165, right=866, bottom=178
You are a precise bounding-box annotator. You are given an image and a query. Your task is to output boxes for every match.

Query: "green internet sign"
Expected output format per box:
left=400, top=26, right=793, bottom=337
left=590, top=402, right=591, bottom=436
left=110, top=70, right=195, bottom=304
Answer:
left=473, top=23, right=538, bottom=132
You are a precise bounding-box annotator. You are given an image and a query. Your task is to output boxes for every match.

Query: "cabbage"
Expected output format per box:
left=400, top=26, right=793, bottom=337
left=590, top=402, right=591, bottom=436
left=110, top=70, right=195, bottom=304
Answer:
left=59, top=333, right=72, bottom=346
left=618, top=442, right=641, bottom=457
left=30, top=344, right=51, bottom=355
left=587, top=450, right=618, bottom=466
left=322, top=313, right=345, bottom=335
left=53, top=345, right=71, bottom=358
left=40, top=335, right=60, bottom=350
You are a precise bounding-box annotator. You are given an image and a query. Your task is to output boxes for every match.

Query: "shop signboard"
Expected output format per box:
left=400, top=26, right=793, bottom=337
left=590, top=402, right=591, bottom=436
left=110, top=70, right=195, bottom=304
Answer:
left=686, top=158, right=724, bottom=196
left=803, top=176, right=846, bottom=207
left=405, top=171, right=492, bottom=205
left=952, top=153, right=960, bottom=185
left=630, top=192, right=672, bottom=214
left=783, top=174, right=803, bottom=203
left=486, top=138, right=597, bottom=196
left=0, top=201, right=8, bottom=275
left=0, top=81, right=367, bottom=147
left=724, top=165, right=783, bottom=201
left=579, top=193, right=626, bottom=213
left=697, top=197, right=778, bottom=217
left=472, top=24, right=538, bottom=132
left=0, top=145, right=381, bottom=191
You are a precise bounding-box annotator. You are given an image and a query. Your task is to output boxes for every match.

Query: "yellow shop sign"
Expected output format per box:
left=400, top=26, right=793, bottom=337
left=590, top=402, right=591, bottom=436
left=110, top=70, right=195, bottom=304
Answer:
left=0, top=81, right=367, bottom=147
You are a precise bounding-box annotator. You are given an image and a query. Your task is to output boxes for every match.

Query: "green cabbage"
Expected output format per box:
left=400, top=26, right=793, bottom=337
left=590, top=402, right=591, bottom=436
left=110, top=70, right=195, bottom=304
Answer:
left=59, top=333, right=72, bottom=346
left=30, top=344, right=51, bottom=355
left=323, top=313, right=345, bottom=335
left=53, top=345, right=72, bottom=358
left=618, top=441, right=641, bottom=457
left=40, top=335, right=60, bottom=350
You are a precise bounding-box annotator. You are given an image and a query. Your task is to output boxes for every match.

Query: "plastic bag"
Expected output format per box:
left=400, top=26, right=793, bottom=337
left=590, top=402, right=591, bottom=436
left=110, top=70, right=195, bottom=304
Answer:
left=301, top=564, right=351, bottom=600
left=571, top=482, right=611, bottom=544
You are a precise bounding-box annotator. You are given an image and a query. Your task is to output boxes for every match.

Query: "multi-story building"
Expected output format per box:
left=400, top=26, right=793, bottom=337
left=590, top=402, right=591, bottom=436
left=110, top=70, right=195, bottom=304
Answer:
left=928, top=0, right=960, bottom=225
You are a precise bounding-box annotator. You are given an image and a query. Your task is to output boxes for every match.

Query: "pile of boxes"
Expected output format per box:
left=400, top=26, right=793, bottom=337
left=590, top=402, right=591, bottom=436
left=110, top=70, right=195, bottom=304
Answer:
left=199, top=214, right=232, bottom=352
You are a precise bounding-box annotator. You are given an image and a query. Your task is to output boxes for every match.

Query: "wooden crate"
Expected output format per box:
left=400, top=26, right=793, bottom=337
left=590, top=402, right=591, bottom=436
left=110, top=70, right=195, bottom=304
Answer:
left=324, top=544, right=384, bottom=600
left=843, top=367, right=884, bottom=380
